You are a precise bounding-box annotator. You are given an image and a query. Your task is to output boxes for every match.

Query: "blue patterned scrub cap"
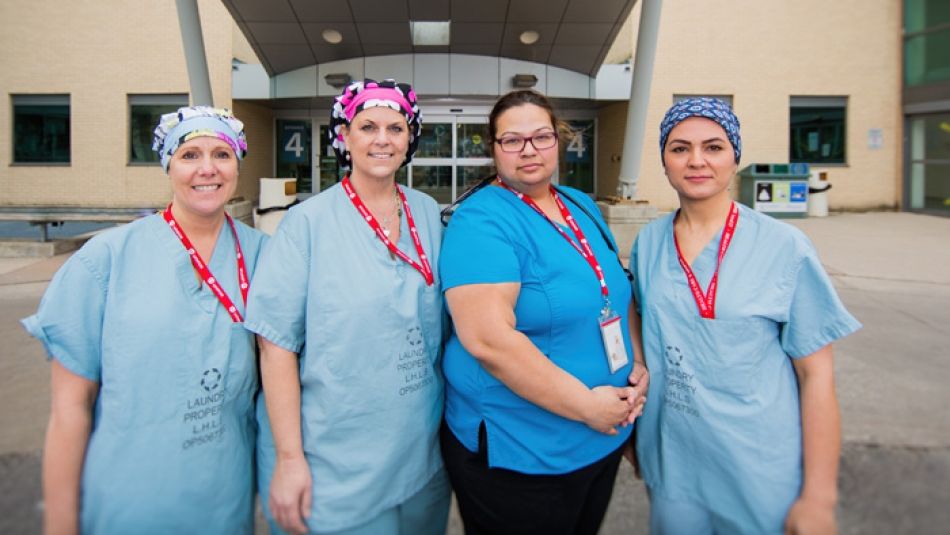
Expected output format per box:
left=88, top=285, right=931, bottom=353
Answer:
left=152, top=106, right=248, bottom=172
left=659, top=97, right=741, bottom=164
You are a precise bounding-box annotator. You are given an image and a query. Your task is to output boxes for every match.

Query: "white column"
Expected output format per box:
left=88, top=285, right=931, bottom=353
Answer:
left=617, top=0, right=663, bottom=199
left=175, top=0, right=214, bottom=106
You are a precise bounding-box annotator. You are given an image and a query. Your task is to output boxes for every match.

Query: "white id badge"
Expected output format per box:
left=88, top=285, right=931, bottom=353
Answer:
left=599, top=310, right=629, bottom=374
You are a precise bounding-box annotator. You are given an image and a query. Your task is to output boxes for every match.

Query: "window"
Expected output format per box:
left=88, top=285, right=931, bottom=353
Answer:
left=904, top=0, right=950, bottom=86
left=13, top=94, right=70, bottom=164
left=673, top=94, right=734, bottom=107
left=789, top=97, right=847, bottom=165
left=129, top=94, right=188, bottom=164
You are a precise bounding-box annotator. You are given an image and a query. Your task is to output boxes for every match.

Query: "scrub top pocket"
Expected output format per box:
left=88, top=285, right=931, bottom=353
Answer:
left=691, top=315, right=775, bottom=398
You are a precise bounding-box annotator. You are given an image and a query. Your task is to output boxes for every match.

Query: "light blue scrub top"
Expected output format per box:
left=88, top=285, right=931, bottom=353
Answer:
left=244, top=183, right=445, bottom=534
left=631, top=204, right=861, bottom=534
left=440, top=185, right=636, bottom=475
left=22, top=213, right=266, bottom=534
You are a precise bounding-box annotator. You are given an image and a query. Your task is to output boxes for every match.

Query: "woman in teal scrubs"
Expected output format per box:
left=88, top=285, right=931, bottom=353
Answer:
left=631, top=97, right=861, bottom=534
left=439, top=89, right=648, bottom=535
left=23, top=107, right=266, bottom=533
left=245, top=79, right=449, bottom=535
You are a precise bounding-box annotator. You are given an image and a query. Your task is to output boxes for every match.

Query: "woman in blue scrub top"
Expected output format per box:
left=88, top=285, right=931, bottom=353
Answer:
left=23, top=107, right=266, bottom=534
left=245, top=79, right=450, bottom=535
left=438, top=89, right=649, bottom=535
left=631, top=97, right=861, bottom=535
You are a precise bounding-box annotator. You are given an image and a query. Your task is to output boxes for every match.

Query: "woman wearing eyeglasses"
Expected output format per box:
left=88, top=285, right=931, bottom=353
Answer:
left=438, top=89, right=649, bottom=535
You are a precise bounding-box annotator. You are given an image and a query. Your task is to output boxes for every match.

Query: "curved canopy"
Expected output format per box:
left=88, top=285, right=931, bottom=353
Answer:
left=222, top=0, right=637, bottom=76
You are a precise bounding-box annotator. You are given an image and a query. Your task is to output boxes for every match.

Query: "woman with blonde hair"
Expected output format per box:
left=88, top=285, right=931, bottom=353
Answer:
left=246, top=79, right=449, bottom=535
left=23, top=106, right=265, bottom=533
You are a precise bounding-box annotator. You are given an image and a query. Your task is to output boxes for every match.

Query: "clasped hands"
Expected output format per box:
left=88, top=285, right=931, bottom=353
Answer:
left=584, top=363, right=650, bottom=435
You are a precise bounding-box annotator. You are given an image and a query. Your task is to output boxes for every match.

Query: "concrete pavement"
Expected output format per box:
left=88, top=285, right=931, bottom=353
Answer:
left=1, top=211, right=948, bottom=534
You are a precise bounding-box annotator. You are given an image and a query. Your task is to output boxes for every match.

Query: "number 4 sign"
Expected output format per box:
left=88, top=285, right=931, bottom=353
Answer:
left=280, top=122, right=309, bottom=164
left=565, top=121, right=592, bottom=163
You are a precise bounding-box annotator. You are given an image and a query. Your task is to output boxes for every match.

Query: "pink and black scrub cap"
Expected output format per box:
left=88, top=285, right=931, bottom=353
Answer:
left=328, top=79, right=423, bottom=170
left=152, top=106, right=248, bottom=173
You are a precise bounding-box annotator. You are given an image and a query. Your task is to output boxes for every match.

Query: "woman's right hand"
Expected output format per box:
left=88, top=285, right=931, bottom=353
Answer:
left=583, top=385, right=638, bottom=434
left=269, top=455, right=312, bottom=535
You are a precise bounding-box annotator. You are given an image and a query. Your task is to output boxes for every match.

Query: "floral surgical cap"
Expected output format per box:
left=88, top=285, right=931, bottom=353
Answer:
left=659, top=97, right=741, bottom=164
left=328, top=79, right=422, bottom=170
left=152, top=106, right=247, bottom=172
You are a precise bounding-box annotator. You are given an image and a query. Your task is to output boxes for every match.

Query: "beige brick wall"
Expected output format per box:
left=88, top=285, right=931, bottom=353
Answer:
left=601, top=0, right=902, bottom=212
left=232, top=101, right=274, bottom=203
left=0, top=0, right=237, bottom=208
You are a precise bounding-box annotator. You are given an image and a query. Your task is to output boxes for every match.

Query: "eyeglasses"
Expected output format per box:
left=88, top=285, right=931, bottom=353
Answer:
left=494, top=132, right=558, bottom=153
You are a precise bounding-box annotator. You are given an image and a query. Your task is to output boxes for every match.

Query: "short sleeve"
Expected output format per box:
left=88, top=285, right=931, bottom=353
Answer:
left=244, top=211, right=310, bottom=353
left=780, top=242, right=862, bottom=358
left=440, top=195, right=521, bottom=290
left=21, top=250, right=107, bottom=381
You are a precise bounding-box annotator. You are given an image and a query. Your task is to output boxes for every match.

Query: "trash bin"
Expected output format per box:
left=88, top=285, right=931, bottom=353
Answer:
left=737, top=163, right=811, bottom=218
left=254, top=177, right=298, bottom=235
left=807, top=170, right=832, bottom=217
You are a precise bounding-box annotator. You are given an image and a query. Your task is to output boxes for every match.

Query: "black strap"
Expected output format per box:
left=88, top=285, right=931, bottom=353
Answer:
left=553, top=186, right=634, bottom=283
left=441, top=177, right=633, bottom=283
left=440, top=175, right=494, bottom=226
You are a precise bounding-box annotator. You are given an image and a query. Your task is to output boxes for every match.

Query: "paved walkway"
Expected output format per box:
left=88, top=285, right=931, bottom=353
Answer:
left=1, top=211, right=948, bottom=534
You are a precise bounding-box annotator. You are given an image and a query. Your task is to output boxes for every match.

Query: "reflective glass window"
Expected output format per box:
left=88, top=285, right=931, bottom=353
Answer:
left=905, top=27, right=950, bottom=86
left=456, top=123, right=490, bottom=158
left=908, top=113, right=950, bottom=213
left=416, top=123, right=452, bottom=158
left=412, top=165, right=452, bottom=204
left=13, top=95, right=70, bottom=164
left=789, top=98, right=847, bottom=164
left=129, top=94, right=187, bottom=164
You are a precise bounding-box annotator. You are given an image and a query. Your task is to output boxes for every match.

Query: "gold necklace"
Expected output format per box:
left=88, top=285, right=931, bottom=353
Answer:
left=379, top=187, right=402, bottom=238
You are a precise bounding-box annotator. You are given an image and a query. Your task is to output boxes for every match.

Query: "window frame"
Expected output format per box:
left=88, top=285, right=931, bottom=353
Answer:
left=11, top=94, right=71, bottom=166
left=128, top=94, right=188, bottom=166
left=789, top=96, right=848, bottom=166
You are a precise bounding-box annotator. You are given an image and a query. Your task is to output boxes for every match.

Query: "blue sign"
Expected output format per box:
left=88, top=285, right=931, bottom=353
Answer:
left=790, top=182, right=807, bottom=203
left=279, top=121, right=310, bottom=164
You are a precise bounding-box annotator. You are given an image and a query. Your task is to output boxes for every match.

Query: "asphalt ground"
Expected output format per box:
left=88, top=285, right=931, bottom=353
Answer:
left=1, top=211, right=948, bottom=534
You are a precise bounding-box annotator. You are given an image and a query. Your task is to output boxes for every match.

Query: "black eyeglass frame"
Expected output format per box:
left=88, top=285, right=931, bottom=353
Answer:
left=493, top=132, right=559, bottom=153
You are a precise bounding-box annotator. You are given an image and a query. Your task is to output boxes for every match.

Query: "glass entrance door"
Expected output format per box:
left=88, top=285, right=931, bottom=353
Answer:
left=410, top=115, right=493, bottom=205
left=316, top=123, right=344, bottom=194
left=908, top=112, right=950, bottom=215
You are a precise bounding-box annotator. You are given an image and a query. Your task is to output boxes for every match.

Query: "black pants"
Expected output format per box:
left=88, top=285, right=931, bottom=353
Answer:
left=440, top=421, right=624, bottom=535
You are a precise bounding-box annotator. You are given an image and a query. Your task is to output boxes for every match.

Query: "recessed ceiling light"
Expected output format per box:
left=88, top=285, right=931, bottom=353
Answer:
left=519, top=30, right=540, bottom=45
left=322, top=29, right=343, bottom=44
left=411, top=21, right=450, bottom=46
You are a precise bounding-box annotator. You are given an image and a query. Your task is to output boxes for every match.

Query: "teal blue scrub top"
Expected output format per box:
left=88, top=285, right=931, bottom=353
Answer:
left=440, top=185, right=636, bottom=475
left=631, top=204, right=861, bottom=534
left=22, top=213, right=266, bottom=534
left=244, top=183, right=445, bottom=534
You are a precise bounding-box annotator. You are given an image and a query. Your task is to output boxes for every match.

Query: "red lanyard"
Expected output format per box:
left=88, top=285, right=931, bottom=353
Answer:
left=163, top=203, right=249, bottom=322
left=497, top=180, right=609, bottom=304
left=673, top=202, right=739, bottom=319
left=341, top=177, right=434, bottom=286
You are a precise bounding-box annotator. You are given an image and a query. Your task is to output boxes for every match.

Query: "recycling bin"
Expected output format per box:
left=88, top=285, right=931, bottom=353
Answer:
left=738, top=163, right=811, bottom=219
